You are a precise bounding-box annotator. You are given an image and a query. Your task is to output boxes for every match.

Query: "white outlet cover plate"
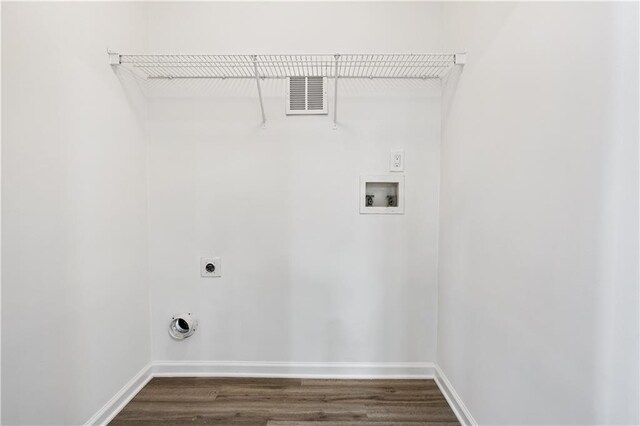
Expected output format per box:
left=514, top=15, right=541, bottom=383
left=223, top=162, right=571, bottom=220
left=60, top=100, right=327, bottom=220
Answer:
left=201, top=257, right=222, bottom=278
left=390, top=149, right=404, bottom=172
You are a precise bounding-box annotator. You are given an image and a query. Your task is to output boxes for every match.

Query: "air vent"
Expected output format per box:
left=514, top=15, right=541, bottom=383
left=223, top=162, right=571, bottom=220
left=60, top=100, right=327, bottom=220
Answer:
left=286, top=76, right=328, bottom=115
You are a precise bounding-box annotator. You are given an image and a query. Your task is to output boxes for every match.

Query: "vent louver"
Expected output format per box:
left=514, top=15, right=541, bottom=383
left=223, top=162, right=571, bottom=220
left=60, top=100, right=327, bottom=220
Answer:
left=286, top=76, right=328, bottom=115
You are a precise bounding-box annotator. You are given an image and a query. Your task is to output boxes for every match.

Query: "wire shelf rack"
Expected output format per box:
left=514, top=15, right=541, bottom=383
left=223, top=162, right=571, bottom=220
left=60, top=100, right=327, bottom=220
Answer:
left=109, top=51, right=465, bottom=128
left=115, top=53, right=459, bottom=80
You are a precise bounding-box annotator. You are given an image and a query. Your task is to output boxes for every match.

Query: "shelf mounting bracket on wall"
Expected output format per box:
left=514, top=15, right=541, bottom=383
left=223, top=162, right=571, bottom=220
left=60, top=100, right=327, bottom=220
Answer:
left=454, top=53, right=467, bottom=65
left=252, top=55, right=267, bottom=129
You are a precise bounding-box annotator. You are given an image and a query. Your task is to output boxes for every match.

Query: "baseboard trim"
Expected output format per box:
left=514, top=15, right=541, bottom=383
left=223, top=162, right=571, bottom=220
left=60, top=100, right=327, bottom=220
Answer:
left=84, top=362, right=153, bottom=426
left=434, top=365, right=477, bottom=426
left=86, top=361, right=479, bottom=425
left=151, top=361, right=436, bottom=379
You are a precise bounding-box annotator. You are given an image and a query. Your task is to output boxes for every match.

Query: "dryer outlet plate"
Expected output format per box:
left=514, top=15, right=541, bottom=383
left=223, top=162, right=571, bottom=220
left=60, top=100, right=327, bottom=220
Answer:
left=201, top=257, right=222, bottom=278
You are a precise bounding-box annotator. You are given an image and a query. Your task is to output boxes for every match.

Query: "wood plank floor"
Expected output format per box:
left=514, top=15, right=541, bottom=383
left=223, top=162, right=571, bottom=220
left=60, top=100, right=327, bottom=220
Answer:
left=110, top=377, right=459, bottom=425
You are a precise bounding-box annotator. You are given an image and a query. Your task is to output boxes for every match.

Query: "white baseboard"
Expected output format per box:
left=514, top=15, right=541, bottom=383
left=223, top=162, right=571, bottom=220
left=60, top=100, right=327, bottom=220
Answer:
left=434, top=364, right=477, bottom=426
left=84, top=362, right=153, bottom=426
left=86, top=361, right=477, bottom=426
left=151, top=361, right=436, bottom=379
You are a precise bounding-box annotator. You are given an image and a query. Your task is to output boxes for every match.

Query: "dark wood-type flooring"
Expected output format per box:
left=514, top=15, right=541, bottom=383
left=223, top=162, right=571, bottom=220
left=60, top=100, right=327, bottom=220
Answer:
left=110, top=377, right=459, bottom=425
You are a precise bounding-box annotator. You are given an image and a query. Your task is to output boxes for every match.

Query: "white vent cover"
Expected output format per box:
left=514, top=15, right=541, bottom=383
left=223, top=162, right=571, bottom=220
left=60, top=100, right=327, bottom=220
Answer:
left=286, top=76, right=328, bottom=115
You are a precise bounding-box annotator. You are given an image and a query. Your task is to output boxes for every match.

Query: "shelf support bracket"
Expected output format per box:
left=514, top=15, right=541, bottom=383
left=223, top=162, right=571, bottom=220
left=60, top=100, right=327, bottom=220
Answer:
left=332, top=54, right=340, bottom=129
left=252, top=55, right=267, bottom=129
left=454, top=52, right=467, bottom=65
left=107, top=49, right=121, bottom=65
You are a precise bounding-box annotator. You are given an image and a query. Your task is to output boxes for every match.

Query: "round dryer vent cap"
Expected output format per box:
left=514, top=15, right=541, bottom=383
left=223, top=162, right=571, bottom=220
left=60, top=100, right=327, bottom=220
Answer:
left=169, top=312, right=197, bottom=340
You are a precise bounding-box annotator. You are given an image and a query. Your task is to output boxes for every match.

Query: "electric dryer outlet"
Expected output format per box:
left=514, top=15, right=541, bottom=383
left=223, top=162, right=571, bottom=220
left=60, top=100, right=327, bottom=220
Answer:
left=201, top=257, right=222, bottom=277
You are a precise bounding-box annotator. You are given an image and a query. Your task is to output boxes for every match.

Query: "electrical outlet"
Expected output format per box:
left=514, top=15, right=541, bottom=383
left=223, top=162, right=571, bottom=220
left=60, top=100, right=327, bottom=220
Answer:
left=390, top=149, right=404, bottom=172
left=201, top=257, right=222, bottom=278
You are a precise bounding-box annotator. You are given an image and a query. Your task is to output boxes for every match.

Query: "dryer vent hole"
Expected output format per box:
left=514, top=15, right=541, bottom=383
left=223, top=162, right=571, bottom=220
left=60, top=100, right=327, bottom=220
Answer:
left=176, top=318, right=190, bottom=332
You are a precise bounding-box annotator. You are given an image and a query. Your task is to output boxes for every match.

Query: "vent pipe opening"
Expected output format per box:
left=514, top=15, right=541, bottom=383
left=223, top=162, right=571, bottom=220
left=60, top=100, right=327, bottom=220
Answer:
left=169, top=313, right=197, bottom=340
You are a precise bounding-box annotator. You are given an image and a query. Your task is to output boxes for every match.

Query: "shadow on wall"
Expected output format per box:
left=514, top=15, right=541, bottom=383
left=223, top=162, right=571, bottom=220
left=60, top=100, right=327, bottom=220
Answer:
left=113, top=66, right=148, bottom=122
left=441, top=65, right=463, bottom=126
left=121, top=73, right=443, bottom=100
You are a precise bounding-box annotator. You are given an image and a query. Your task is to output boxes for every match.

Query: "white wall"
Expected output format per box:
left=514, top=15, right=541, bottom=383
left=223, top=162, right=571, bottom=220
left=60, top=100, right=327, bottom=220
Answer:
left=144, top=2, right=444, bottom=363
left=438, top=2, right=639, bottom=424
left=3, top=2, right=637, bottom=425
left=2, top=3, right=150, bottom=424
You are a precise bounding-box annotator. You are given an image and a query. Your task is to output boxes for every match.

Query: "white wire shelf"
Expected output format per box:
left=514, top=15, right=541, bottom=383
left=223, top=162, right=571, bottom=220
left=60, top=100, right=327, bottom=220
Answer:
left=109, top=51, right=465, bottom=128
left=112, top=53, right=462, bottom=80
